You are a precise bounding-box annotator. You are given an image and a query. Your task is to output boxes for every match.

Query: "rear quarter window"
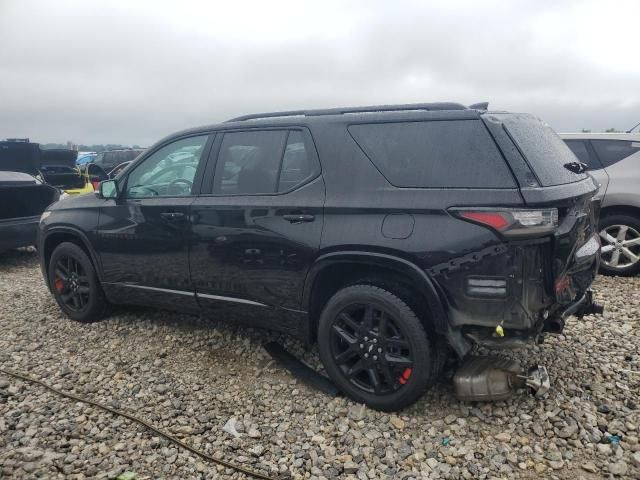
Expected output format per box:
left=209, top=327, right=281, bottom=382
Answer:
left=348, top=120, right=516, bottom=188
left=495, top=114, right=587, bottom=186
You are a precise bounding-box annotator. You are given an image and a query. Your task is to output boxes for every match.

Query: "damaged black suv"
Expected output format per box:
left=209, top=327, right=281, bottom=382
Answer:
left=39, top=102, right=602, bottom=410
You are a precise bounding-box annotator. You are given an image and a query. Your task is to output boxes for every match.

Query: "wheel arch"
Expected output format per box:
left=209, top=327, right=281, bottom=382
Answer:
left=302, top=251, right=450, bottom=343
left=599, top=204, right=640, bottom=222
left=42, top=227, right=102, bottom=283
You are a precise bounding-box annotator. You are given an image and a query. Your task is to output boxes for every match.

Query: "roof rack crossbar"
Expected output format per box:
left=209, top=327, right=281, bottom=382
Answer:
left=226, top=102, right=468, bottom=122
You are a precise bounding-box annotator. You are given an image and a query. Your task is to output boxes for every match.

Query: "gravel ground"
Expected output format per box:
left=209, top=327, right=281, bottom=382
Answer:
left=0, top=249, right=639, bottom=479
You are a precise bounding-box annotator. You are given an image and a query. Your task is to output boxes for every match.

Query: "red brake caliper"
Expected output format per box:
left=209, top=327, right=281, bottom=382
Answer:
left=54, top=278, right=64, bottom=293
left=399, top=368, right=412, bottom=385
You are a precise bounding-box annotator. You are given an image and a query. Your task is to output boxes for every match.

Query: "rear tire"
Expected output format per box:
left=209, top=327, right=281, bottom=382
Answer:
left=317, top=284, right=437, bottom=411
left=598, top=214, right=640, bottom=276
left=48, top=242, right=108, bottom=322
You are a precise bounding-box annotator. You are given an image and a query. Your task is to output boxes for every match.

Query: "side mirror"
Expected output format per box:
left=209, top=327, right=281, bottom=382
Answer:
left=98, top=179, right=119, bottom=199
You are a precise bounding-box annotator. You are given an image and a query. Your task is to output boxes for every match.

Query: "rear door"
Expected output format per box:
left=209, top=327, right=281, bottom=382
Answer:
left=189, top=128, right=324, bottom=331
left=590, top=139, right=640, bottom=208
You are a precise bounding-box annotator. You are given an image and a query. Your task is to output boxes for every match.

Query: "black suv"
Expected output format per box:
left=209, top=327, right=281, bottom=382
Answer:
left=39, top=103, right=601, bottom=410
left=92, top=148, right=144, bottom=171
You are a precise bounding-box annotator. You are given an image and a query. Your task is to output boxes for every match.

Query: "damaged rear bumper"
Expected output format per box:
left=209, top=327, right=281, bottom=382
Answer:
left=461, top=288, right=604, bottom=349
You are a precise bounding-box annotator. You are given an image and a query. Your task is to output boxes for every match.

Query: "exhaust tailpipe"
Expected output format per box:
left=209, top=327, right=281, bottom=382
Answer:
left=543, top=316, right=565, bottom=334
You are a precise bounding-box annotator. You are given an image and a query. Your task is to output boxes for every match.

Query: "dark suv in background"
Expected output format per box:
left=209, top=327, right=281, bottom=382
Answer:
left=38, top=103, right=601, bottom=410
left=92, top=148, right=144, bottom=172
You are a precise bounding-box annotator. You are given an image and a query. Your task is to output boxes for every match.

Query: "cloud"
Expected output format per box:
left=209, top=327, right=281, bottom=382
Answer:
left=0, top=0, right=638, bottom=145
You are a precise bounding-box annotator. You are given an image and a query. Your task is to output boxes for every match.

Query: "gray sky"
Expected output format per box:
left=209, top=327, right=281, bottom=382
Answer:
left=1, top=0, right=639, bottom=146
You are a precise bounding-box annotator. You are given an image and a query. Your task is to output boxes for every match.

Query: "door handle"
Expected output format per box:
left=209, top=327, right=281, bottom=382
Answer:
left=160, top=212, right=185, bottom=221
left=283, top=214, right=315, bottom=224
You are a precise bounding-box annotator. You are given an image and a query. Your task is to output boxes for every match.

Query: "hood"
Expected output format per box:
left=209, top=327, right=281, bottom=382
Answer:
left=0, top=142, right=40, bottom=174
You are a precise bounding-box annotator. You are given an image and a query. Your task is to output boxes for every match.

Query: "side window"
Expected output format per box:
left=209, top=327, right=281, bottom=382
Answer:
left=349, top=120, right=516, bottom=188
left=211, top=129, right=318, bottom=195
left=564, top=140, right=602, bottom=170
left=278, top=131, right=317, bottom=192
left=591, top=140, right=640, bottom=167
left=213, top=131, right=286, bottom=195
left=104, top=152, right=115, bottom=168
left=125, top=135, right=209, bottom=198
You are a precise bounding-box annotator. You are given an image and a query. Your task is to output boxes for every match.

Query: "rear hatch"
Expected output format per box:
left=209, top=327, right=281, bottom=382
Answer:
left=40, top=149, right=85, bottom=189
left=483, top=113, right=600, bottom=303
left=0, top=141, right=40, bottom=175
left=0, top=171, right=59, bottom=220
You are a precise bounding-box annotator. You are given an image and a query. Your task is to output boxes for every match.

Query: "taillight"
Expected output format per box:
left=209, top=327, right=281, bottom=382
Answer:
left=452, top=208, right=558, bottom=238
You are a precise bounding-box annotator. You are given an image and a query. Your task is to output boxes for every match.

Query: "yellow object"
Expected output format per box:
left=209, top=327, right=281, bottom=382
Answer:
left=64, top=180, right=94, bottom=196
left=495, top=325, right=505, bottom=337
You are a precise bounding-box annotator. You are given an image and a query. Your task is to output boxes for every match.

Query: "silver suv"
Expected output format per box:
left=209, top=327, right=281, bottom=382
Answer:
left=562, top=133, right=640, bottom=275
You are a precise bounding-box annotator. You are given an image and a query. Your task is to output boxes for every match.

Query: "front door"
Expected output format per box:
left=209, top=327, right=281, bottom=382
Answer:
left=95, top=134, right=212, bottom=310
left=190, top=128, right=324, bottom=332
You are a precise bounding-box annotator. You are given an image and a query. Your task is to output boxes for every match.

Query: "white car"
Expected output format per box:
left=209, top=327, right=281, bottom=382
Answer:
left=561, top=132, right=640, bottom=275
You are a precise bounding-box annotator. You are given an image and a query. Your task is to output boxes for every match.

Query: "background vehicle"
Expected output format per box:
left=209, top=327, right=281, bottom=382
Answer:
left=562, top=132, right=640, bottom=275
left=0, top=140, right=92, bottom=195
left=76, top=152, right=97, bottom=166
left=40, top=148, right=91, bottom=194
left=92, top=148, right=144, bottom=172
left=107, top=160, right=132, bottom=177
left=0, top=170, right=59, bottom=251
left=39, top=103, right=600, bottom=410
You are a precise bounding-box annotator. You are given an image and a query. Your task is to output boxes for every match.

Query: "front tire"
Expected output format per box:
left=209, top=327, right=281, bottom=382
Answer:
left=317, top=284, right=437, bottom=411
left=598, top=214, right=640, bottom=276
left=48, top=242, right=108, bottom=322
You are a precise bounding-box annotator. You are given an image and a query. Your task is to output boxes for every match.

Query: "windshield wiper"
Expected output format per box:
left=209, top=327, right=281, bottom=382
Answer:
left=563, top=161, right=588, bottom=174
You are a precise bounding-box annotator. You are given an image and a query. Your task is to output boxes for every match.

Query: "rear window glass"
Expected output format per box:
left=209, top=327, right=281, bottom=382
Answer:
left=348, top=120, right=515, bottom=188
left=497, top=114, right=587, bottom=186
left=591, top=140, right=640, bottom=167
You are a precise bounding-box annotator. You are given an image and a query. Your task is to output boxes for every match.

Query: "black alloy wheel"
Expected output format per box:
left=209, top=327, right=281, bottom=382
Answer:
left=330, top=303, right=414, bottom=395
left=318, top=284, right=437, bottom=411
left=48, top=242, right=108, bottom=322
left=54, top=254, right=90, bottom=312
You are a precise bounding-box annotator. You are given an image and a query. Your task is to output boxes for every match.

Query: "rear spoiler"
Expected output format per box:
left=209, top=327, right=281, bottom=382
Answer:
left=468, top=102, right=489, bottom=111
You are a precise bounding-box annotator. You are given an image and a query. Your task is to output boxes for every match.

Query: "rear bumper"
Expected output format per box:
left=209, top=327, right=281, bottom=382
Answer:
left=437, top=233, right=600, bottom=350
left=0, top=216, right=39, bottom=251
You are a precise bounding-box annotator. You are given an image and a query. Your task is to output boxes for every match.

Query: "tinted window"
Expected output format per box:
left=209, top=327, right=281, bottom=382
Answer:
left=348, top=120, right=515, bottom=188
left=278, top=131, right=317, bottom=192
left=213, top=131, right=287, bottom=195
left=126, top=135, right=208, bottom=198
left=591, top=140, right=640, bottom=167
left=496, top=114, right=587, bottom=186
left=564, top=140, right=602, bottom=170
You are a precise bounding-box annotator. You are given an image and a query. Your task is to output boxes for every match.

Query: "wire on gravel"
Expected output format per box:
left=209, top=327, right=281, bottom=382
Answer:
left=0, top=366, right=281, bottom=480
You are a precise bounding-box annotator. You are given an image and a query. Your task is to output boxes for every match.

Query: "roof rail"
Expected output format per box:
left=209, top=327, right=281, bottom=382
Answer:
left=226, top=102, right=468, bottom=122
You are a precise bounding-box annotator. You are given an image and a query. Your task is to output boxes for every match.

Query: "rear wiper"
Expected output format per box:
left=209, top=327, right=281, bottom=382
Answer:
left=563, top=161, right=588, bottom=174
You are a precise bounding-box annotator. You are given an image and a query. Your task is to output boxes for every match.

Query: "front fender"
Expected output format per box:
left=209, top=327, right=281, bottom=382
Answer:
left=39, top=225, right=103, bottom=284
